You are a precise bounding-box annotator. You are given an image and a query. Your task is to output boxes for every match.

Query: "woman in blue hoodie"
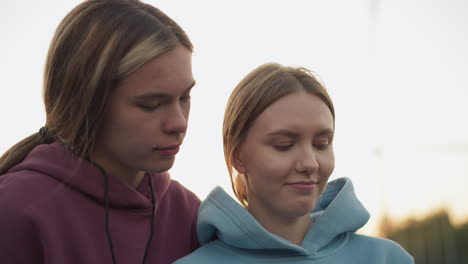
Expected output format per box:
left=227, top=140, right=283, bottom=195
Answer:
left=175, top=63, right=414, bottom=263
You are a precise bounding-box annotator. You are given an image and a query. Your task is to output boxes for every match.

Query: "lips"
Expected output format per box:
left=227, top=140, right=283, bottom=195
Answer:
left=154, top=145, right=180, bottom=156
left=285, top=181, right=319, bottom=191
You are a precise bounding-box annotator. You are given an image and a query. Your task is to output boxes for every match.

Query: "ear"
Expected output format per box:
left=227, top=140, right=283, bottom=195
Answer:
left=233, top=149, right=247, bottom=174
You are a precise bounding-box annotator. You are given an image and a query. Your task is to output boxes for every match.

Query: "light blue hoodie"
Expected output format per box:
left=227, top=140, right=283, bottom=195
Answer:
left=174, top=177, right=414, bottom=263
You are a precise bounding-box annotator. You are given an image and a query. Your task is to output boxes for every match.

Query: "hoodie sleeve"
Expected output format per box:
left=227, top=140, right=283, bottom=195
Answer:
left=387, top=242, right=415, bottom=264
left=372, top=236, right=415, bottom=264
left=0, top=200, right=44, bottom=264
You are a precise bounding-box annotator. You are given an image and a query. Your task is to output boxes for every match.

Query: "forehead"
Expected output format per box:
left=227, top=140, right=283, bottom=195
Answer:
left=115, top=45, right=193, bottom=96
left=250, top=92, right=334, bottom=134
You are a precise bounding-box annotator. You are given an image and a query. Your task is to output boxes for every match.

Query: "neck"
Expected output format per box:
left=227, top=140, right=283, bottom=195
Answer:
left=113, top=169, right=145, bottom=189
left=247, top=205, right=312, bottom=245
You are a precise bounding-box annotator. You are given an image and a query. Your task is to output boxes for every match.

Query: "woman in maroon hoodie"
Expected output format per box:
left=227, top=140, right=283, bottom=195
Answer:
left=0, top=1, right=200, bottom=263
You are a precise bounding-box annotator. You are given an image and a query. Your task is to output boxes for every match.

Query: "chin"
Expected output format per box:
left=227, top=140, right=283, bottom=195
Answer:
left=144, top=159, right=174, bottom=173
left=145, top=161, right=175, bottom=174
left=154, top=165, right=174, bottom=173
left=289, top=201, right=317, bottom=216
left=283, top=209, right=313, bottom=219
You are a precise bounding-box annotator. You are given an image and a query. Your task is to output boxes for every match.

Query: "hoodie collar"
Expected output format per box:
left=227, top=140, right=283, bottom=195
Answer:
left=198, top=186, right=310, bottom=254
left=197, top=177, right=370, bottom=256
left=303, top=177, right=370, bottom=253
left=9, top=142, right=171, bottom=211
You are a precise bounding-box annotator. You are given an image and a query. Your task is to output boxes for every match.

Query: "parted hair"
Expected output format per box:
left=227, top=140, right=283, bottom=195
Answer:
left=222, top=63, right=335, bottom=207
left=0, top=0, right=193, bottom=175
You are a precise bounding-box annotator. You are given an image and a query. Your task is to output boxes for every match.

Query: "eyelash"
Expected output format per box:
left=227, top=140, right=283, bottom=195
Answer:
left=181, top=95, right=191, bottom=103
left=139, top=94, right=191, bottom=111
left=273, top=144, right=294, bottom=151
left=273, top=142, right=331, bottom=152
left=139, top=104, right=161, bottom=111
left=314, top=143, right=330, bottom=150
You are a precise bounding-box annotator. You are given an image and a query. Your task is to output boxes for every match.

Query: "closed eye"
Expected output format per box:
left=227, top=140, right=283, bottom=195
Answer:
left=314, top=142, right=331, bottom=150
left=273, top=144, right=293, bottom=151
left=180, top=94, right=191, bottom=103
left=139, top=103, right=161, bottom=111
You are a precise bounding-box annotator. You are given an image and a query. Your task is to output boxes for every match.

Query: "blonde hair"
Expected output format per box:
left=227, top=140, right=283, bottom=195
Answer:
left=222, top=63, right=335, bottom=206
left=0, top=0, right=192, bottom=175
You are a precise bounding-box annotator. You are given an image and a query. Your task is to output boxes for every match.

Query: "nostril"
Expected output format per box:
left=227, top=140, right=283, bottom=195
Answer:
left=296, top=156, right=319, bottom=175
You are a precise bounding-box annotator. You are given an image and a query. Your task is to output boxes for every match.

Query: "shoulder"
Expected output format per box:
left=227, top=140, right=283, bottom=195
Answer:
left=150, top=172, right=200, bottom=207
left=0, top=171, right=58, bottom=230
left=0, top=173, right=45, bottom=261
left=351, top=233, right=404, bottom=250
left=1, top=168, right=56, bottom=186
left=165, top=179, right=201, bottom=205
left=155, top=178, right=200, bottom=221
left=350, top=234, right=414, bottom=263
left=0, top=170, right=59, bottom=208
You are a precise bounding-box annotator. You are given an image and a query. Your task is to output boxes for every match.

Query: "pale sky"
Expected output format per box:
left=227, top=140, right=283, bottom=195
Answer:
left=1, top=0, right=467, bottom=235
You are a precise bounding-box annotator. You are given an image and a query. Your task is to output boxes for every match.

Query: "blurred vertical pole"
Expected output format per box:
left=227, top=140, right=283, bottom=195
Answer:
left=373, top=146, right=391, bottom=237
left=368, top=0, right=379, bottom=53
left=440, top=211, right=458, bottom=264
left=369, top=0, right=391, bottom=238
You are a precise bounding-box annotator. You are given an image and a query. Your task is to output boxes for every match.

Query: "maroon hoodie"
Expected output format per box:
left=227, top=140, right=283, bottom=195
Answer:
left=0, top=142, right=200, bottom=264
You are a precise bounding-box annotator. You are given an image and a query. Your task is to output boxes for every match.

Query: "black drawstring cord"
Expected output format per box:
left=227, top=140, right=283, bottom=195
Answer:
left=141, top=176, right=156, bottom=264
left=104, top=171, right=118, bottom=264
left=90, top=159, right=156, bottom=264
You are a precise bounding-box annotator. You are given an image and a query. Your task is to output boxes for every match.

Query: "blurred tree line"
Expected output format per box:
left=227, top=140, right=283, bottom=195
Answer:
left=379, top=209, right=468, bottom=264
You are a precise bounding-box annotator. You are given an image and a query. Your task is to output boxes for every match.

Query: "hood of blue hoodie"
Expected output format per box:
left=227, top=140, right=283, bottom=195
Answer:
left=197, top=177, right=370, bottom=256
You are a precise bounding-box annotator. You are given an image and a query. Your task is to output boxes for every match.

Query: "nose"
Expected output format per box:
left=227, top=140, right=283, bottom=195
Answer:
left=163, top=104, right=188, bottom=135
left=296, top=147, right=319, bottom=175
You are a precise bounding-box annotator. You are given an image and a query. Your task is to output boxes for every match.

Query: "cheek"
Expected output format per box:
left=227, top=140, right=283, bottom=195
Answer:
left=319, top=151, right=335, bottom=178
left=106, top=115, right=136, bottom=139
left=247, top=164, right=276, bottom=184
left=246, top=163, right=284, bottom=201
left=102, top=101, right=133, bottom=130
left=245, top=154, right=293, bottom=186
left=101, top=106, right=152, bottom=146
left=182, top=101, right=191, bottom=119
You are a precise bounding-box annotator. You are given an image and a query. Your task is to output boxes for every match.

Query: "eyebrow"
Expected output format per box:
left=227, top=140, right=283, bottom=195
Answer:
left=266, top=128, right=334, bottom=139
left=133, top=81, right=196, bottom=100
left=266, top=130, right=300, bottom=139
left=316, top=128, right=334, bottom=137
